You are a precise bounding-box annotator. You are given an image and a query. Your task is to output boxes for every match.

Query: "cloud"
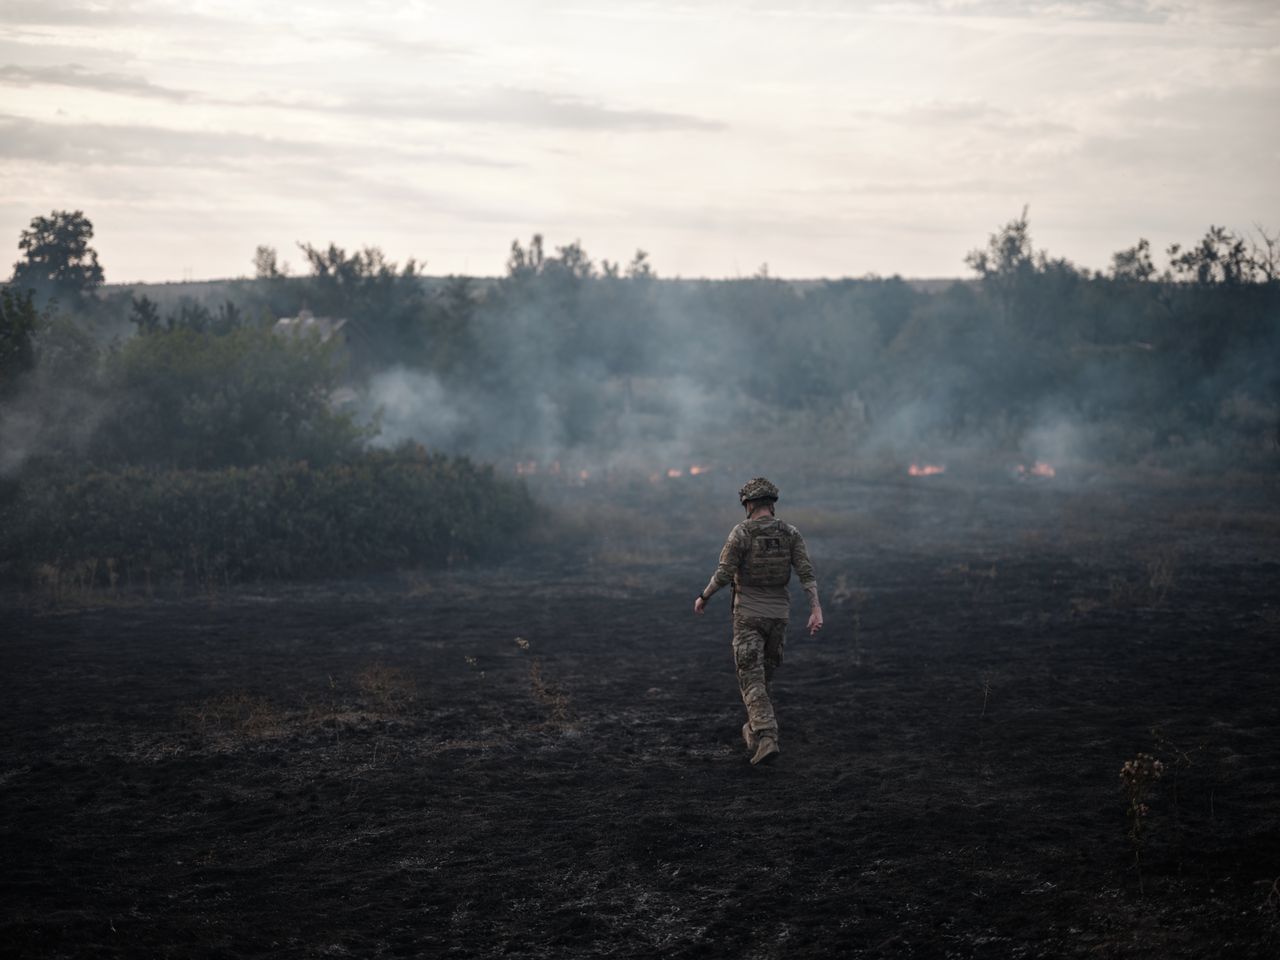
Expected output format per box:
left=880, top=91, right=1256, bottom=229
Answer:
left=0, top=1, right=126, bottom=26
left=0, top=112, right=521, bottom=173
left=274, top=87, right=727, bottom=133
left=0, top=59, right=723, bottom=134
left=0, top=0, right=230, bottom=30
left=0, top=62, right=191, bottom=100
left=0, top=113, right=312, bottom=167
left=841, top=99, right=1076, bottom=141
left=870, top=0, right=1172, bottom=22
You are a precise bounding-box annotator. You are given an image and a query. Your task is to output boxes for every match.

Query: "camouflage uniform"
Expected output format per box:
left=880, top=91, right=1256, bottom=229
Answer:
left=701, top=516, right=819, bottom=746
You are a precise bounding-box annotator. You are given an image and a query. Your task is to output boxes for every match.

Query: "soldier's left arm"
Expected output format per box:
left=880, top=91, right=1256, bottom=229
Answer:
left=696, top=524, right=748, bottom=611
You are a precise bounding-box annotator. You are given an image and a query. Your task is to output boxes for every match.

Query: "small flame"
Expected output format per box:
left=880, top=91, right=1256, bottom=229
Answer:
left=578, top=469, right=590, bottom=481
left=908, top=463, right=946, bottom=477
left=666, top=468, right=684, bottom=478
left=515, top=460, right=538, bottom=476
left=1018, top=461, right=1056, bottom=479
left=689, top=464, right=711, bottom=476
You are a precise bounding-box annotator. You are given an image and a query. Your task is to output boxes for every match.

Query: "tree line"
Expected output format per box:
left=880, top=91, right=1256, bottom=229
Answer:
left=0, top=207, right=1276, bottom=586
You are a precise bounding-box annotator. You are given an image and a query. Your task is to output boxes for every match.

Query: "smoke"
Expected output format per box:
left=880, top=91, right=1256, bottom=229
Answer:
left=341, top=270, right=1279, bottom=496
left=0, top=338, right=105, bottom=477
left=361, top=367, right=465, bottom=450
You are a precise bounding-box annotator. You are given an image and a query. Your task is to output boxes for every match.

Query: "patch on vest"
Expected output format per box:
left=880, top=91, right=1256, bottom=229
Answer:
left=740, top=524, right=793, bottom=588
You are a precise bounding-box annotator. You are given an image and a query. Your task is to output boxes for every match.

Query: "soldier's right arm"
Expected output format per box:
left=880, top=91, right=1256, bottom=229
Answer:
left=787, top=526, right=823, bottom=635
left=789, top=528, right=820, bottom=611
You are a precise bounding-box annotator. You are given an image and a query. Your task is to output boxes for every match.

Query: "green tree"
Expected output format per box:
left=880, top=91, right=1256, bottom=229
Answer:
left=92, top=326, right=366, bottom=469
left=0, top=285, right=44, bottom=398
left=1110, top=238, right=1157, bottom=282
left=298, top=242, right=427, bottom=369
left=1168, top=226, right=1253, bottom=285
left=964, top=206, right=1037, bottom=326
left=129, top=294, right=162, bottom=335
left=253, top=245, right=289, bottom=279
left=11, top=210, right=105, bottom=307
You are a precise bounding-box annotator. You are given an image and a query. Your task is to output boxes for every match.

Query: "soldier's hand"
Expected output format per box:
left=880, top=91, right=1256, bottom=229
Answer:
left=694, top=596, right=706, bottom=615
left=807, top=608, right=824, bottom=636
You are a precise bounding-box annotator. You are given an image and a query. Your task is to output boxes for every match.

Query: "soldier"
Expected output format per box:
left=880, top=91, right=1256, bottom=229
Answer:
left=694, top=477, right=823, bottom=766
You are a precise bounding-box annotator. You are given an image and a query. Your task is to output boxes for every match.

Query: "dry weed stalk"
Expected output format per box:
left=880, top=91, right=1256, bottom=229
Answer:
left=33, top=558, right=141, bottom=608
left=1120, top=752, right=1165, bottom=893
left=941, top=561, right=999, bottom=602
left=1108, top=548, right=1178, bottom=608
left=1264, top=876, right=1280, bottom=928
left=1069, top=596, right=1102, bottom=618
left=355, top=662, right=417, bottom=713
left=192, top=692, right=284, bottom=738
left=1149, top=725, right=1206, bottom=817
left=528, top=659, right=572, bottom=729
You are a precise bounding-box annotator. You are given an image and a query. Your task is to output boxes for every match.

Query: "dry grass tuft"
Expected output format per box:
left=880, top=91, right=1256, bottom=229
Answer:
left=191, top=692, right=289, bottom=737
left=529, top=659, right=572, bottom=730
left=1069, top=597, right=1102, bottom=618
left=354, top=663, right=417, bottom=712
left=1108, top=548, right=1178, bottom=608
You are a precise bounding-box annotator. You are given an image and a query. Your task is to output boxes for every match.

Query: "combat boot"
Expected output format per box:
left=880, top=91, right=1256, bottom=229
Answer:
left=742, top=721, right=757, bottom=751
left=750, top=736, right=779, bottom=766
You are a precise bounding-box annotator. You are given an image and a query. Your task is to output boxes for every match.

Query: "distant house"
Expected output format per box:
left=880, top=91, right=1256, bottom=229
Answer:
left=273, top=308, right=348, bottom=343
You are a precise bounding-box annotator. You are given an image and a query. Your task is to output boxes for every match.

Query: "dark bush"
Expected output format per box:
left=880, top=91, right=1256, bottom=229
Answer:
left=1, top=446, right=533, bottom=586
left=91, top=325, right=366, bottom=469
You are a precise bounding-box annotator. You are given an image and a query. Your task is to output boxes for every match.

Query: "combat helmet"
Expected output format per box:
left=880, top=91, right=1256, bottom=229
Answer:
left=738, top=477, right=779, bottom=506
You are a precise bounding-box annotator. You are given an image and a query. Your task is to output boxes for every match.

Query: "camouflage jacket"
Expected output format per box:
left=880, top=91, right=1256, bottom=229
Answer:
left=702, top=516, right=819, bottom=619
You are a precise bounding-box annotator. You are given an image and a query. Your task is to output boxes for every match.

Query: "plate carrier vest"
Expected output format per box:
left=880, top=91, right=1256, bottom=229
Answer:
left=736, top=517, right=795, bottom=589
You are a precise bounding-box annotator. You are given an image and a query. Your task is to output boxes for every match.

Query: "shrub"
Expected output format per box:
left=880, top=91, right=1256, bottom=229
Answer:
left=1, top=446, right=533, bottom=586
left=91, top=325, right=366, bottom=469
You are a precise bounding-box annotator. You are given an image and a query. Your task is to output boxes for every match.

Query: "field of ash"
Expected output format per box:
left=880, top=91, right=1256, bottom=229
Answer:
left=2, top=471, right=1278, bottom=958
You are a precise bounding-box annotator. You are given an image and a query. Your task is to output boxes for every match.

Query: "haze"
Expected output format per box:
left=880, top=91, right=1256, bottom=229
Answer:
left=1, top=0, right=1276, bottom=282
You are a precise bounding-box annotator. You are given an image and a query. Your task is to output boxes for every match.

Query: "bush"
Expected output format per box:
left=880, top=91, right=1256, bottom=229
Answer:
left=1, top=446, right=533, bottom=586
left=91, top=325, right=366, bottom=468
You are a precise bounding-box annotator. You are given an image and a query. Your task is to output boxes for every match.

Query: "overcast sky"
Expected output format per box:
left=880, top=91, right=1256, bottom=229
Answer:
left=1, top=0, right=1276, bottom=282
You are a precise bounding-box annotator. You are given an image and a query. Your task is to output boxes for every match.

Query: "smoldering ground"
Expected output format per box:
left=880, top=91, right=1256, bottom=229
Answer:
left=3, top=463, right=1278, bottom=959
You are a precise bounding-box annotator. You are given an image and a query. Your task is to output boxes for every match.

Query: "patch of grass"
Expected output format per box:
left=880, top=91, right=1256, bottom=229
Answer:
left=939, top=561, right=999, bottom=603
left=528, top=659, right=573, bottom=731
left=191, top=692, right=289, bottom=738
left=1070, top=597, right=1102, bottom=618
left=1108, top=548, right=1178, bottom=608
left=354, top=663, right=417, bottom=713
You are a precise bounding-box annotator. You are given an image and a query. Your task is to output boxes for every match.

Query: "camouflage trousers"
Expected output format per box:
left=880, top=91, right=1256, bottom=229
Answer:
left=732, top=614, right=787, bottom=741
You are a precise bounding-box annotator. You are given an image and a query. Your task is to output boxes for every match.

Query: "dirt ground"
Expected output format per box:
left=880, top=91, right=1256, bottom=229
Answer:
left=2, top=471, right=1279, bottom=958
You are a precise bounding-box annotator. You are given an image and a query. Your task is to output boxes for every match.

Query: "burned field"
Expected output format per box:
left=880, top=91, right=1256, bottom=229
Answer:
left=2, top=471, right=1278, bottom=958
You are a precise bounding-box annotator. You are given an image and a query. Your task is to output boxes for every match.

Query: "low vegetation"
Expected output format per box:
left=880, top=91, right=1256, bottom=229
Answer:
left=1, top=209, right=1277, bottom=588
left=1, top=448, right=531, bottom=587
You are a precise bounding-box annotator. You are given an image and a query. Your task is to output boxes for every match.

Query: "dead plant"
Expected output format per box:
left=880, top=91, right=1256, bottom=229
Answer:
left=191, top=692, right=286, bottom=738
left=1108, top=548, right=1178, bottom=608
left=1149, top=725, right=1207, bottom=817
left=1119, top=752, right=1165, bottom=893
left=354, top=662, right=417, bottom=713
left=1263, top=876, right=1280, bottom=929
left=529, top=659, right=572, bottom=730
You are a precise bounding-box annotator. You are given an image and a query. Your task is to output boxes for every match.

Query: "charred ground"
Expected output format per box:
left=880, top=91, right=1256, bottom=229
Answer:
left=2, top=470, right=1278, bottom=958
